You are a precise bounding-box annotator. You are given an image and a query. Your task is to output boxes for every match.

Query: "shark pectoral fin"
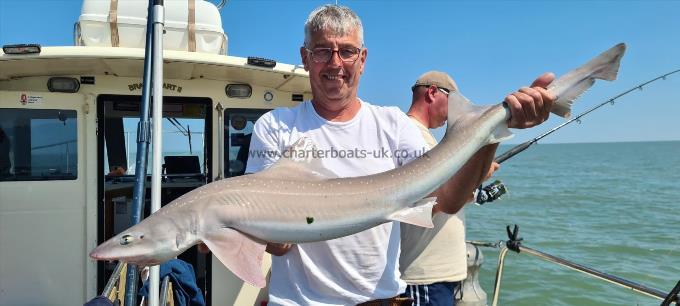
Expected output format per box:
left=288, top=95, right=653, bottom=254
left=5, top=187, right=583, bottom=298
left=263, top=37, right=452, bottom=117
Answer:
left=202, top=228, right=267, bottom=288
left=490, top=124, right=514, bottom=144
left=388, top=197, right=436, bottom=228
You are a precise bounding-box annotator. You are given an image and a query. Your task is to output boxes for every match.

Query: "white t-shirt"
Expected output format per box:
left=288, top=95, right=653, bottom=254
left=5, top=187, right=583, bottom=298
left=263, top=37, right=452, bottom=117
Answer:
left=245, top=99, right=427, bottom=305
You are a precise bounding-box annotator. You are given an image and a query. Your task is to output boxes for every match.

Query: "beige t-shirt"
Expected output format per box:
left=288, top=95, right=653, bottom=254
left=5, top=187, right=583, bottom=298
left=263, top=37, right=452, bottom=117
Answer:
left=399, top=117, right=468, bottom=284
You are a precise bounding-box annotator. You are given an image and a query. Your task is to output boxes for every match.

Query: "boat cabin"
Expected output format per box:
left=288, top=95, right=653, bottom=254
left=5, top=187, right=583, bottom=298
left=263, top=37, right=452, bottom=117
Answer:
left=0, top=1, right=310, bottom=305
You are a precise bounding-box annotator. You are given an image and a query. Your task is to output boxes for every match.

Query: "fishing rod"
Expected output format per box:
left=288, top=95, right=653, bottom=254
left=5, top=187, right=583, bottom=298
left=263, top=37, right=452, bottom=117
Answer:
left=495, top=68, right=680, bottom=164
left=120, top=0, right=165, bottom=305
left=122, top=0, right=156, bottom=305
left=475, top=69, right=680, bottom=204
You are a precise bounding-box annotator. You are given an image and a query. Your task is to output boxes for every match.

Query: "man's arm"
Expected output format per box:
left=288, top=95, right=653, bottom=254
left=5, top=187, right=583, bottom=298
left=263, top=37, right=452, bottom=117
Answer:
left=433, top=73, right=555, bottom=214
left=266, top=243, right=294, bottom=256
left=431, top=143, right=498, bottom=214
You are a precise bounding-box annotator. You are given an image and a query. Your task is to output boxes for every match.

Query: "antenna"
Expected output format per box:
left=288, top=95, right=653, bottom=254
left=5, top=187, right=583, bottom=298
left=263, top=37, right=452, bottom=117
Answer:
left=211, top=0, right=227, bottom=10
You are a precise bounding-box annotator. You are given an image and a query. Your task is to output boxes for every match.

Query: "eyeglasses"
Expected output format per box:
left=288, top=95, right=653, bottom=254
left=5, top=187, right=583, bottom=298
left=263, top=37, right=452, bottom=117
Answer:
left=305, top=47, right=362, bottom=63
left=411, top=85, right=450, bottom=96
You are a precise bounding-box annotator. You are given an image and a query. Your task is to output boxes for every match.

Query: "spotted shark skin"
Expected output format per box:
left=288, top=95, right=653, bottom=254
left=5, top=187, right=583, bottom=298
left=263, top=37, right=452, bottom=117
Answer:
left=90, top=43, right=626, bottom=288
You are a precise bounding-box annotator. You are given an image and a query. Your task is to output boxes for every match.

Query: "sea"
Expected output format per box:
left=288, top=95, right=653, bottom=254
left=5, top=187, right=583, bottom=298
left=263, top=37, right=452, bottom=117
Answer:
left=465, top=141, right=680, bottom=306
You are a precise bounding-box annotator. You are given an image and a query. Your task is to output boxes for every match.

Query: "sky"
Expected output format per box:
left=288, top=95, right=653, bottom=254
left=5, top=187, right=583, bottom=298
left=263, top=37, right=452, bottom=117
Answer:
left=1, top=0, right=679, bottom=144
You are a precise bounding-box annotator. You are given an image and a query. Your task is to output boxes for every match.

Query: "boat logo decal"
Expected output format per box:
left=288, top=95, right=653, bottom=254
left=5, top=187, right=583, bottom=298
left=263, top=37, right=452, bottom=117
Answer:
left=128, top=82, right=183, bottom=93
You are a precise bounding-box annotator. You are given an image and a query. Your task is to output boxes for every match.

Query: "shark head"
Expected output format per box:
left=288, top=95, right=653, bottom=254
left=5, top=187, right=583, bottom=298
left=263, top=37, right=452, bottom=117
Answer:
left=89, top=216, right=195, bottom=266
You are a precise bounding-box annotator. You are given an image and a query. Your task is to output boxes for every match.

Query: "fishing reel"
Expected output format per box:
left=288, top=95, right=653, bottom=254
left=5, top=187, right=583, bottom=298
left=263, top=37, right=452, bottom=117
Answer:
left=475, top=180, right=507, bottom=205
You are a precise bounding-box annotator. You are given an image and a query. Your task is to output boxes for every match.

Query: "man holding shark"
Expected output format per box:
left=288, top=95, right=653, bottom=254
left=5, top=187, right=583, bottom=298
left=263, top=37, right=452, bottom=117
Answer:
left=246, top=4, right=554, bottom=305
left=88, top=4, right=624, bottom=304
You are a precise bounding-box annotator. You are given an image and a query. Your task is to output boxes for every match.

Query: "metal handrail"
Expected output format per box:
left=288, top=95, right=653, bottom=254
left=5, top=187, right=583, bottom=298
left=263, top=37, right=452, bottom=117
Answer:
left=98, top=263, right=175, bottom=305
left=101, top=262, right=126, bottom=298
left=215, top=103, right=224, bottom=180
left=469, top=240, right=679, bottom=305
left=518, top=245, right=671, bottom=301
left=159, top=275, right=171, bottom=306
left=490, top=246, right=510, bottom=306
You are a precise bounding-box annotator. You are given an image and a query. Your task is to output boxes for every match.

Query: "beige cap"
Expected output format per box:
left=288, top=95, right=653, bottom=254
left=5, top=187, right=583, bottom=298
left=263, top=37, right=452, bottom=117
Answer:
left=412, top=71, right=458, bottom=93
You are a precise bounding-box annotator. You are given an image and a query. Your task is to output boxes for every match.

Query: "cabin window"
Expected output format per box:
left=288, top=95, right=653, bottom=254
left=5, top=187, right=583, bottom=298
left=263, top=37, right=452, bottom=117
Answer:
left=103, top=116, right=207, bottom=177
left=0, top=108, right=77, bottom=181
left=224, top=109, right=268, bottom=177
left=98, top=96, right=212, bottom=183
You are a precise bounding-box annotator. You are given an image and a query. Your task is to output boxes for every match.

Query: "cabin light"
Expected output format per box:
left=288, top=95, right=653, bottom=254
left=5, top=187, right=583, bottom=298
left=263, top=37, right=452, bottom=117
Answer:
left=2, top=43, right=41, bottom=54
left=225, top=84, right=252, bottom=98
left=247, top=56, right=277, bottom=68
left=264, top=91, right=273, bottom=102
left=292, top=94, right=304, bottom=102
left=47, top=77, right=80, bottom=93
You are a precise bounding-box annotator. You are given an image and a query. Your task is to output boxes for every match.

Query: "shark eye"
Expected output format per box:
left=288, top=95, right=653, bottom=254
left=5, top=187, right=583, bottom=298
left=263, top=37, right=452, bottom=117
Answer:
left=120, top=234, right=135, bottom=245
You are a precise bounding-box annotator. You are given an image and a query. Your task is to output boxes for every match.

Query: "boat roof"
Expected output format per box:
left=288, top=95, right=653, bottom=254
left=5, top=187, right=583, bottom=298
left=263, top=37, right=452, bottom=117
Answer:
left=0, top=46, right=311, bottom=93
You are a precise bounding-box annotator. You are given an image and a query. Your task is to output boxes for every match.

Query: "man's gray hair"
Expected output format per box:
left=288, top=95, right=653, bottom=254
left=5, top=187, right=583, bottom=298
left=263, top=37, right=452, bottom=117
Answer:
left=304, top=5, right=364, bottom=47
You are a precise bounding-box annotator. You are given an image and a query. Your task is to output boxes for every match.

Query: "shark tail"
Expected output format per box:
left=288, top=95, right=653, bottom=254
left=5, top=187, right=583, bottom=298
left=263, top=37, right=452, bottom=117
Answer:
left=442, top=44, right=627, bottom=147
left=549, top=43, right=626, bottom=118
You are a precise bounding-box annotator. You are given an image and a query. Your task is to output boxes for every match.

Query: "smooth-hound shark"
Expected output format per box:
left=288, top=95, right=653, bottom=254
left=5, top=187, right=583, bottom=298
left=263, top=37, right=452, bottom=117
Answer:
left=90, top=43, right=626, bottom=288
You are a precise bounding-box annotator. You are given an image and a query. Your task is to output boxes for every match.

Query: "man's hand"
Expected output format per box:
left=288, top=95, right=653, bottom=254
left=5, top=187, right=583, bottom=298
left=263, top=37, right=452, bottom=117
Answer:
left=266, top=243, right=294, bottom=256
left=485, top=162, right=500, bottom=181
left=505, top=72, right=556, bottom=129
left=199, top=241, right=294, bottom=256
left=197, top=243, right=210, bottom=254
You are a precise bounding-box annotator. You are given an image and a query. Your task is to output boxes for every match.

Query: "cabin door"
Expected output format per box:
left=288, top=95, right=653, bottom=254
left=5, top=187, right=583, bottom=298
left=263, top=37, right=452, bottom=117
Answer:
left=0, top=91, right=89, bottom=305
left=95, top=94, right=213, bottom=300
left=209, top=108, right=272, bottom=305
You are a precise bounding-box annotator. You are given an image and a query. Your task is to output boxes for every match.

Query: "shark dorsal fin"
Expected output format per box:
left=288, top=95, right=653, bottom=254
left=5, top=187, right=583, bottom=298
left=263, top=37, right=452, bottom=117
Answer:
left=446, top=90, right=480, bottom=126
left=446, top=91, right=513, bottom=144
left=254, top=137, right=337, bottom=180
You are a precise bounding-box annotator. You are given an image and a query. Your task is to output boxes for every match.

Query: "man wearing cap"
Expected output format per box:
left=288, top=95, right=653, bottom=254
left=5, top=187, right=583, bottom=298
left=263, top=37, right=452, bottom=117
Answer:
left=400, top=71, right=500, bottom=305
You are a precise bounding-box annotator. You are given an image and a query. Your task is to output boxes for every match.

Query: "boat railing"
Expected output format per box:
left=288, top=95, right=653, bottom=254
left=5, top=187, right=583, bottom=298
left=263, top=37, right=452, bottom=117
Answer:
left=469, top=225, right=680, bottom=306
left=98, top=261, right=174, bottom=305
left=102, top=262, right=126, bottom=300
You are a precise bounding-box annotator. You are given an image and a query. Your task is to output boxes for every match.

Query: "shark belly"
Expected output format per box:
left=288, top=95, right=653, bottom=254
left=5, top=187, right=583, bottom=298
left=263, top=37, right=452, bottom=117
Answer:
left=219, top=189, right=396, bottom=243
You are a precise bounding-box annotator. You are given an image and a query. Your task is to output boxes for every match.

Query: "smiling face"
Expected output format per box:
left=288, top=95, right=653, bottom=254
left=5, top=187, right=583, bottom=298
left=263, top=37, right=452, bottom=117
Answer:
left=300, top=28, right=367, bottom=116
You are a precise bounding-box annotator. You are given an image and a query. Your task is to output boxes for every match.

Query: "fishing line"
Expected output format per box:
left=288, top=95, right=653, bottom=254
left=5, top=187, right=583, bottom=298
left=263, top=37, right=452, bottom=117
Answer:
left=475, top=68, right=680, bottom=205
left=495, top=68, right=680, bottom=164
